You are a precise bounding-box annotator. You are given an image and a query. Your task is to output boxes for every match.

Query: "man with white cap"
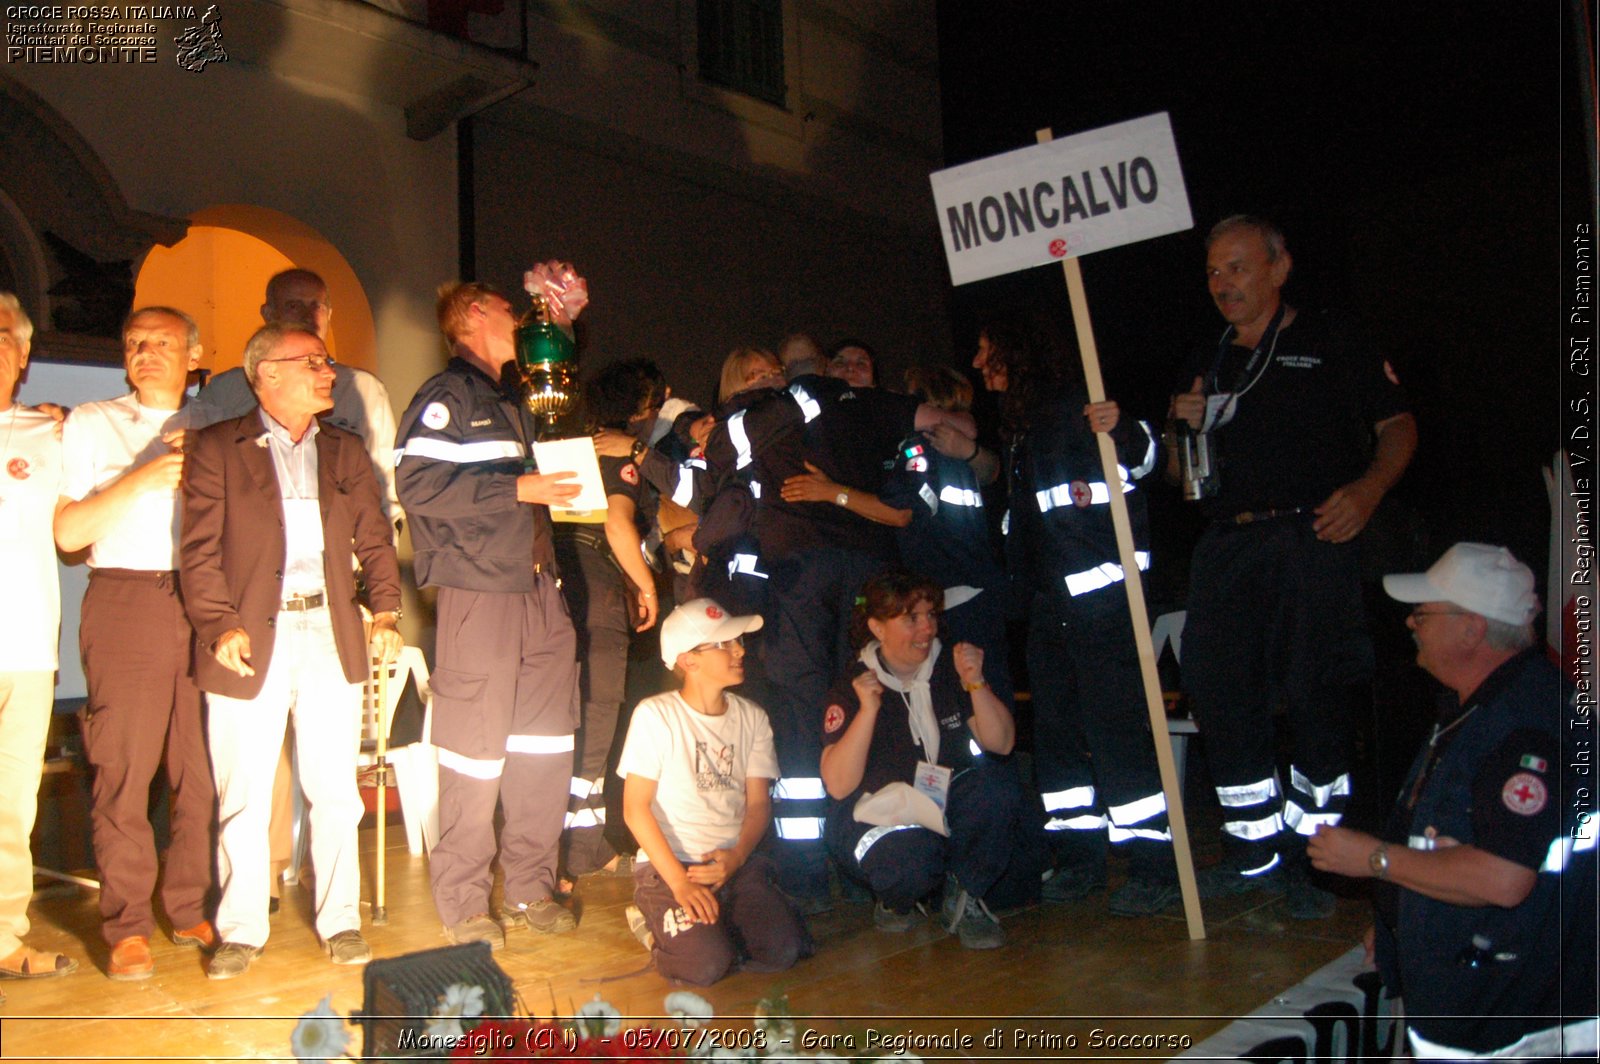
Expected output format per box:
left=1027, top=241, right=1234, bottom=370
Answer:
left=617, top=598, right=809, bottom=985
left=1308, top=543, right=1595, bottom=1059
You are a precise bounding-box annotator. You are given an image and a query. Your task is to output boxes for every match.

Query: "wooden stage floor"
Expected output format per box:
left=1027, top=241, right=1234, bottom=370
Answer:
left=0, top=819, right=1373, bottom=1062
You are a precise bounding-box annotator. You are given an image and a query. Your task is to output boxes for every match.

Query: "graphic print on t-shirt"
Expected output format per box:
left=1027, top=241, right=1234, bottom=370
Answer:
left=694, top=740, right=736, bottom=791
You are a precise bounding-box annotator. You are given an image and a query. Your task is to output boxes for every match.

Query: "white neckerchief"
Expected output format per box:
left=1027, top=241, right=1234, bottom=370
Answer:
left=860, top=638, right=941, bottom=766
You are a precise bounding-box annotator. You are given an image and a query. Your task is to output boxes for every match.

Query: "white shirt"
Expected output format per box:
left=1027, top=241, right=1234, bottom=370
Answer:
left=617, top=690, right=778, bottom=866
left=191, top=364, right=401, bottom=522
left=257, top=410, right=325, bottom=597
left=0, top=405, right=62, bottom=670
left=60, top=393, right=196, bottom=570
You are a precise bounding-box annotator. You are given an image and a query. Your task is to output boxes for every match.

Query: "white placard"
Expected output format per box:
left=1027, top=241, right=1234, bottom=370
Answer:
left=929, top=112, right=1193, bottom=286
left=530, top=436, right=607, bottom=513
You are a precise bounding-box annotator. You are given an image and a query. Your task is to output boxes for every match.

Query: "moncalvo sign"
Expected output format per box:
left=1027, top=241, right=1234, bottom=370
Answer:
left=930, top=112, right=1193, bottom=285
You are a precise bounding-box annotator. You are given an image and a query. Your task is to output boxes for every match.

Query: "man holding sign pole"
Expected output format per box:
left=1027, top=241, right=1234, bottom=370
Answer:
left=1166, top=216, right=1417, bottom=917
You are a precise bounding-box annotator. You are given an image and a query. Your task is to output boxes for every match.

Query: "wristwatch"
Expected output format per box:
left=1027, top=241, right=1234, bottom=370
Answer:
left=834, top=490, right=850, bottom=507
left=1368, top=842, right=1389, bottom=879
left=629, top=439, right=647, bottom=464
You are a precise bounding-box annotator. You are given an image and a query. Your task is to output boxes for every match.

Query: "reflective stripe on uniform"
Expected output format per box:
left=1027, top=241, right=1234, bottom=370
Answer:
left=1223, top=812, right=1284, bottom=841
left=729, top=553, right=768, bottom=579
left=918, top=483, right=938, bottom=513
left=728, top=410, right=753, bottom=469
left=569, top=777, right=593, bottom=799
left=1289, top=767, right=1351, bottom=810
left=506, top=733, right=575, bottom=755
left=939, top=485, right=983, bottom=508
left=1063, top=552, right=1150, bottom=597
left=1241, top=853, right=1281, bottom=877
left=399, top=437, right=523, bottom=464
left=437, top=747, right=505, bottom=780
left=1216, top=776, right=1278, bottom=808
left=771, top=777, right=826, bottom=801
left=774, top=817, right=824, bottom=840
left=1045, top=813, right=1109, bottom=832
left=1035, top=473, right=1135, bottom=514
left=1040, top=785, right=1096, bottom=813
left=1107, top=792, right=1167, bottom=827
left=1107, top=823, right=1172, bottom=843
left=854, top=823, right=917, bottom=863
left=564, top=808, right=605, bottom=829
left=788, top=382, right=821, bottom=423
left=1282, top=801, right=1341, bottom=835
left=1128, top=421, right=1158, bottom=479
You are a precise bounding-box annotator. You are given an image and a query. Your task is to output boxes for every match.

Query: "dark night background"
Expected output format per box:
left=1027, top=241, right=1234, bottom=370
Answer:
left=935, top=1, right=1590, bottom=606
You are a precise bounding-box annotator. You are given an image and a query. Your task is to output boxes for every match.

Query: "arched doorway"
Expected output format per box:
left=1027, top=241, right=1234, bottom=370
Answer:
left=133, top=204, right=377, bottom=377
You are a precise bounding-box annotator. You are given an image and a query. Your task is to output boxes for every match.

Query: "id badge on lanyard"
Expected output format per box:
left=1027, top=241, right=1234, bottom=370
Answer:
left=914, top=760, right=952, bottom=811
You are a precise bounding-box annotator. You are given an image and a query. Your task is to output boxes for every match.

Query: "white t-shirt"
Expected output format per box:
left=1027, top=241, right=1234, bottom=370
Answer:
left=0, top=405, right=62, bottom=670
left=617, top=690, right=778, bottom=866
left=60, top=393, right=196, bottom=570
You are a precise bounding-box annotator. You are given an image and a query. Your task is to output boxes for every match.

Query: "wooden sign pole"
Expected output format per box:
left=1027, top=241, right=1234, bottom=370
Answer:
left=1036, top=126, right=1205, bottom=941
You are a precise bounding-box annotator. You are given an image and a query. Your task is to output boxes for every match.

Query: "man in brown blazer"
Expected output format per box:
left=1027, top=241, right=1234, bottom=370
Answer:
left=180, top=322, right=402, bottom=979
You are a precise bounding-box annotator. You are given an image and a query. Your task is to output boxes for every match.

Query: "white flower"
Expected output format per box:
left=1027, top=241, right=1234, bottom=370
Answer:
left=575, top=994, right=622, bottom=1038
left=254, top=432, right=271, bottom=448
left=707, top=1049, right=756, bottom=1061
left=291, top=995, right=351, bottom=1063
left=753, top=1005, right=795, bottom=1044
left=426, top=982, right=486, bottom=1043
left=664, top=990, right=713, bottom=1028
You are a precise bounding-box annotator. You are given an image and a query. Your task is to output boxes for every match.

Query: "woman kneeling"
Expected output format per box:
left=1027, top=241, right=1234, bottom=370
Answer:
left=821, top=571, right=1038, bottom=949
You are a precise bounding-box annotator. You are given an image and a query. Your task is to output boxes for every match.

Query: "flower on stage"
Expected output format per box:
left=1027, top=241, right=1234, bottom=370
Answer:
left=290, top=995, right=351, bottom=1063
left=664, top=991, right=713, bottom=1029
left=427, top=982, right=487, bottom=1042
left=575, top=993, right=623, bottom=1038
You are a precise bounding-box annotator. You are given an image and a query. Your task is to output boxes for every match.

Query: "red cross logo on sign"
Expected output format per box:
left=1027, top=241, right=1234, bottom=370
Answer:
left=1502, top=772, right=1547, bottom=816
left=1069, top=480, right=1092, bottom=508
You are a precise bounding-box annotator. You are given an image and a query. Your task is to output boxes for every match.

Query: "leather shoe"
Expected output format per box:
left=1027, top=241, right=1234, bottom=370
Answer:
left=108, top=936, right=154, bottom=981
left=171, top=921, right=216, bottom=950
left=325, top=930, right=371, bottom=965
left=444, top=913, right=505, bottom=951
left=205, top=942, right=260, bottom=980
left=505, top=898, right=577, bottom=934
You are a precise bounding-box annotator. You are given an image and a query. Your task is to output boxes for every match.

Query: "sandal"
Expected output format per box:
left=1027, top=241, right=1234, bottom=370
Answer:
left=0, top=945, right=79, bottom=979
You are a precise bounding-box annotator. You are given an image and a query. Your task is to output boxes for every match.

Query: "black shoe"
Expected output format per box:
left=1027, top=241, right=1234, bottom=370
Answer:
left=1195, top=861, right=1284, bottom=900
left=1107, top=878, right=1179, bottom=917
left=1040, top=863, right=1107, bottom=903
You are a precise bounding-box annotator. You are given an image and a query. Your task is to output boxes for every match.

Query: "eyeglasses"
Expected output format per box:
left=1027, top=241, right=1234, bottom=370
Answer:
left=1409, top=606, right=1467, bottom=621
left=691, top=636, right=743, bottom=653
left=263, top=354, right=336, bottom=372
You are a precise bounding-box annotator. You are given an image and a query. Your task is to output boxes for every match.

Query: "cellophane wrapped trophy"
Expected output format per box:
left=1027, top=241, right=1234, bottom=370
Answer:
left=515, top=260, right=589, bottom=437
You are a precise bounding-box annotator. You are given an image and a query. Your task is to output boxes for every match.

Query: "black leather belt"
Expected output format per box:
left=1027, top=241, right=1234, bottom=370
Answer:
left=1230, top=506, right=1311, bottom=526
left=280, top=591, right=326, bottom=611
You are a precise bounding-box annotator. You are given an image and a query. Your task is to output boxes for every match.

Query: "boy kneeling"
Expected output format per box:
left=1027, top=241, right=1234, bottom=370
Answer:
left=619, top=599, right=810, bottom=985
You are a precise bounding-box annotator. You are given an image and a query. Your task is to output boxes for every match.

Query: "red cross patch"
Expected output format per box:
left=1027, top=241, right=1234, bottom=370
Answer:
left=619, top=463, right=639, bottom=485
left=1502, top=772, right=1547, bottom=816
left=6, top=457, right=29, bottom=480
left=1069, top=480, right=1092, bottom=508
left=824, top=704, right=845, bottom=733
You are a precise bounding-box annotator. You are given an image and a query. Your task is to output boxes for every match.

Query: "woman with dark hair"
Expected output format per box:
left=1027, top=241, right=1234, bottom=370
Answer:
left=972, top=312, right=1177, bottom=917
left=552, top=360, right=662, bottom=884
left=818, top=571, right=1038, bottom=949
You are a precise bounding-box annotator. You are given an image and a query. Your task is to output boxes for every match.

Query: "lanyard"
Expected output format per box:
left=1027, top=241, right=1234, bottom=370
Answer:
left=1207, top=302, right=1289, bottom=397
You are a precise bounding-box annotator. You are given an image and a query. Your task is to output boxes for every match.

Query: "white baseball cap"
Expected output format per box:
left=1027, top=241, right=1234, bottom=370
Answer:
left=659, top=598, right=764, bottom=666
left=1383, top=542, right=1538, bottom=626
